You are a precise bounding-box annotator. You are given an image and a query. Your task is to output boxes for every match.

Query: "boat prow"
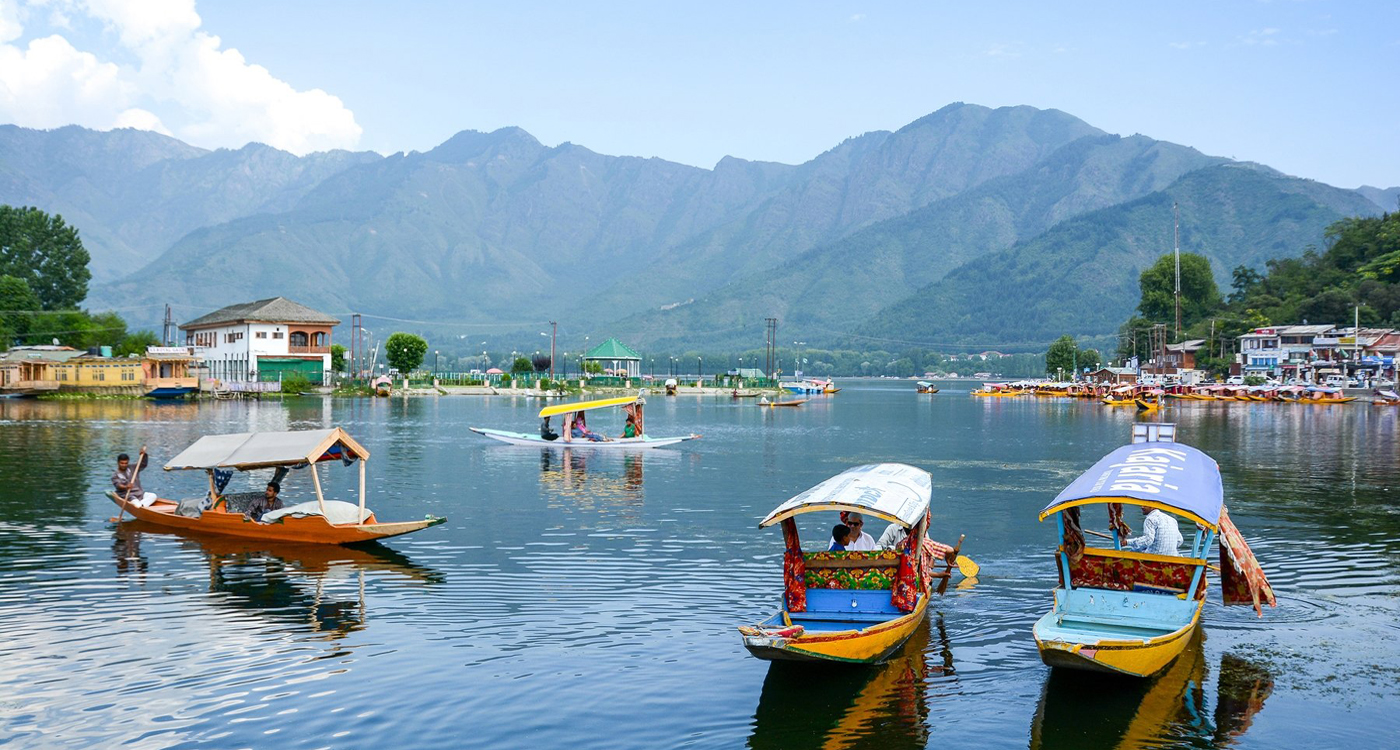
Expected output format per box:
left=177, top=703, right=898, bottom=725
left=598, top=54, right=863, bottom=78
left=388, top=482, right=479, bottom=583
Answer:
left=1032, top=592, right=1202, bottom=677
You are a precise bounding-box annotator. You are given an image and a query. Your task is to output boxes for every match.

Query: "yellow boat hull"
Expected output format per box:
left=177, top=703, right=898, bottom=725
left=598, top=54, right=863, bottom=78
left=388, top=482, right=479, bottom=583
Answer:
left=743, top=595, right=929, bottom=664
left=1034, top=607, right=1201, bottom=678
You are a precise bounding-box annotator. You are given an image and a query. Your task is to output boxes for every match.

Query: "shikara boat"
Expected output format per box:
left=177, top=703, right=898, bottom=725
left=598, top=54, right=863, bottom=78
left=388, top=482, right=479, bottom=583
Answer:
left=469, top=394, right=700, bottom=449
left=107, top=428, right=446, bottom=545
left=738, top=463, right=968, bottom=664
left=1135, top=390, right=1165, bottom=412
left=1373, top=389, right=1400, bottom=405
left=916, top=381, right=940, bottom=394
left=761, top=398, right=809, bottom=407
left=372, top=376, right=392, bottom=397
left=1033, top=423, right=1276, bottom=678
left=1299, top=387, right=1357, bottom=403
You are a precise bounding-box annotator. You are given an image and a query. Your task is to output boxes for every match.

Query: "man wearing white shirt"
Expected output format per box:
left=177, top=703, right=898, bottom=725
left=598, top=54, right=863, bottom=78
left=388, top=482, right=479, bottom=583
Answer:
left=1125, top=506, right=1183, bottom=556
left=834, top=512, right=877, bottom=551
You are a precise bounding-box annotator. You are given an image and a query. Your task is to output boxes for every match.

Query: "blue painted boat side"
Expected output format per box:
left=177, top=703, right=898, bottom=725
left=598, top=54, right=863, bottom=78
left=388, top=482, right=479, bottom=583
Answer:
left=1036, top=586, right=1196, bottom=642
left=146, top=386, right=197, bottom=398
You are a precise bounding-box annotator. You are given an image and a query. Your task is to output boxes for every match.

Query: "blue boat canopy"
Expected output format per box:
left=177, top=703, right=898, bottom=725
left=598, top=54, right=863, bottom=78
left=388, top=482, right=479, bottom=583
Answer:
left=1038, top=443, right=1224, bottom=529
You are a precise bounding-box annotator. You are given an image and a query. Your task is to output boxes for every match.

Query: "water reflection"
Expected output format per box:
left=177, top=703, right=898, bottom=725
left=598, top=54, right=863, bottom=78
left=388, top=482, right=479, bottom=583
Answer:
left=112, top=523, right=442, bottom=639
left=748, top=616, right=956, bottom=749
left=1029, top=633, right=1274, bottom=749
left=537, top=447, right=667, bottom=508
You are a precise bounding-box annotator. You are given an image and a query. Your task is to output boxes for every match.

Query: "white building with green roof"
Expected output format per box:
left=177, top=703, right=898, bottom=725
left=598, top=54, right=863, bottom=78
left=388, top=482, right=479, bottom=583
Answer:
left=583, top=338, right=641, bottom=378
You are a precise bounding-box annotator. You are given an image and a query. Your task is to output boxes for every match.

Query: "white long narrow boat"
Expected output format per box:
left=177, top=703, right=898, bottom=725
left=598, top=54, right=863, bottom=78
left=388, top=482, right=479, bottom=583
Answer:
left=469, top=395, right=700, bottom=450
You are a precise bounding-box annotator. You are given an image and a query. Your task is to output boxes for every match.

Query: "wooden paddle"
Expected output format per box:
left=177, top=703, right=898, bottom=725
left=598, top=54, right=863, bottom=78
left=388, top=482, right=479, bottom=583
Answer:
left=954, top=554, right=980, bottom=578
left=114, top=446, right=146, bottom=523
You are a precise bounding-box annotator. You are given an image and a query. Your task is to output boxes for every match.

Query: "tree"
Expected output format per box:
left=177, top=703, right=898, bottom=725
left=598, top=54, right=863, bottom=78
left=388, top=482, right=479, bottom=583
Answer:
left=0, top=206, right=91, bottom=310
left=0, top=274, right=41, bottom=347
left=1045, top=335, right=1077, bottom=376
left=511, top=356, right=533, bottom=374
left=384, top=332, right=428, bottom=374
left=115, top=331, right=159, bottom=357
left=531, top=354, right=551, bottom=372
left=330, top=344, right=349, bottom=372
left=1138, top=252, right=1222, bottom=328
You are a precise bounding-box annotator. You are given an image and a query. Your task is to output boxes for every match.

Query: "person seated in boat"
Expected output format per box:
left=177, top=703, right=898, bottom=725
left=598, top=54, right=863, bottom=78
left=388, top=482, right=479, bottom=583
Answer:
left=828, top=524, right=851, bottom=551
left=247, top=481, right=283, bottom=522
left=837, top=512, right=877, bottom=551
left=877, top=522, right=908, bottom=550
left=112, top=450, right=156, bottom=507
left=1124, top=505, right=1183, bottom=556
left=569, top=413, right=607, bottom=442
left=621, top=413, right=640, bottom=439
left=540, top=416, right=559, bottom=441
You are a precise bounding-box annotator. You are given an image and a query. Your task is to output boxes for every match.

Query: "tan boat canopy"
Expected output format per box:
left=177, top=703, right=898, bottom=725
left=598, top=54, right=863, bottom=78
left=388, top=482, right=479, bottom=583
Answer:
left=164, top=428, right=370, bottom=471
left=759, top=463, right=932, bottom=529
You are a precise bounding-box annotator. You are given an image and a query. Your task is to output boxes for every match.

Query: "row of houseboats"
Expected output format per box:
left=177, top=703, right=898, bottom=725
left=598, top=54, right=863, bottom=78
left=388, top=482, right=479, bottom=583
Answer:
left=972, top=380, right=1394, bottom=405
left=108, top=389, right=1273, bottom=682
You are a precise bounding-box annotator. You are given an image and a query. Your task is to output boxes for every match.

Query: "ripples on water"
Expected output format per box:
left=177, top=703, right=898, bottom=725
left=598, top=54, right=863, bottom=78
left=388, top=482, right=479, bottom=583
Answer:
left=0, top=389, right=1397, bottom=748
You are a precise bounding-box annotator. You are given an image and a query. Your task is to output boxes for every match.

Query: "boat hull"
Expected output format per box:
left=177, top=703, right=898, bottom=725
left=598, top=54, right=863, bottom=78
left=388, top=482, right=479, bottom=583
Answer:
left=107, top=491, right=444, bottom=545
left=1033, top=604, right=1201, bottom=678
left=469, top=427, right=698, bottom=449
left=742, top=595, right=929, bottom=664
left=146, top=386, right=197, bottom=399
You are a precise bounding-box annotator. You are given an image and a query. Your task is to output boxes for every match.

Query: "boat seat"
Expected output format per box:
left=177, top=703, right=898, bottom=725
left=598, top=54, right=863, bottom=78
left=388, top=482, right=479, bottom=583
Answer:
left=799, top=589, right=904, bottom=620
left=803, top=550, right=899, bottom=590
left=218, top=492, right=262, bottom=514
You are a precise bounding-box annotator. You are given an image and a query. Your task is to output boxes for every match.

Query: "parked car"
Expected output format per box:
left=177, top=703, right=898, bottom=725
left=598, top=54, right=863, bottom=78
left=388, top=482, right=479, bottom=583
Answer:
left=1225, top=376, right=1245, bottom=386
left=1324, top=375, right=1347, bottom=388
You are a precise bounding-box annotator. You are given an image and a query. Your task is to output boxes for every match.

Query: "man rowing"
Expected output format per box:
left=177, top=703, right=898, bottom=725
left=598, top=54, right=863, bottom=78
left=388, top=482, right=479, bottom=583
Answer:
left=112, top=449, right=156, bottom=508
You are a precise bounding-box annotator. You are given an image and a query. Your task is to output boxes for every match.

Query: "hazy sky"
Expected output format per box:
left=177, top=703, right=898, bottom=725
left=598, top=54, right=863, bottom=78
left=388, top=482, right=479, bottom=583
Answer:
left=2, top=1, right=1396, bottom=188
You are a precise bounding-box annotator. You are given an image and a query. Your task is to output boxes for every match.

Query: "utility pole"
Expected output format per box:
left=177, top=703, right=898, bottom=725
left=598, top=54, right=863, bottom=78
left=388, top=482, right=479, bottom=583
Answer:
left=1173, top=201, right=1182, bottom=339
left=351, top=313, right=362, bottom=378
left=549, top=321, right=557, bottom=381
left=765, top=318, right=778, bottom=382
left=162, top=304, right=174, bottom=346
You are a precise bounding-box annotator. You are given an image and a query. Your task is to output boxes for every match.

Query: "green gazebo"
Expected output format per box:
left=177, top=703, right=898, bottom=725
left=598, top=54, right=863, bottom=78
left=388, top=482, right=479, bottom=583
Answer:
left=583, top=338, right=642, bottom=378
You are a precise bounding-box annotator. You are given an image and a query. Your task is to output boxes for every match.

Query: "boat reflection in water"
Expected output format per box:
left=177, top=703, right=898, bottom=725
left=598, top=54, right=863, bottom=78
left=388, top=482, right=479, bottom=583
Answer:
left=537, top=447, right=671, bottom=507
left=747, top=616, right=956, bottom=750
left=1030, top=631, right=1274, bottom=750
left=112, top=522, right=442, bottom=639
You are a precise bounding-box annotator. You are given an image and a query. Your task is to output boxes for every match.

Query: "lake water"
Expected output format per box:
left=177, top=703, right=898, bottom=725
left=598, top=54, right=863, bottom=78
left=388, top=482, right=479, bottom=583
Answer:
left=1, top=382, right=1397, bottom=749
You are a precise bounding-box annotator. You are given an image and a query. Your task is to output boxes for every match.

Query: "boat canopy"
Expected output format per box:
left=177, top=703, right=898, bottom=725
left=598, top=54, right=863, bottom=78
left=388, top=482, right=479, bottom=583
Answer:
left=758, top=463, right=931, bottom=529
left=538, top=395, right=640, bottom=419
left=1038, top=442, right=1224, bottom=529
left=164, top=427, right=369, bottom=471
left=917, top=381, right=933, bottom=387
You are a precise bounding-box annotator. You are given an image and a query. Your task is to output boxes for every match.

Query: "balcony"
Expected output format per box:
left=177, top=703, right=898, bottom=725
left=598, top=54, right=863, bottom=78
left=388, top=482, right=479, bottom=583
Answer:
left=288, top=345, right=330, bottom=355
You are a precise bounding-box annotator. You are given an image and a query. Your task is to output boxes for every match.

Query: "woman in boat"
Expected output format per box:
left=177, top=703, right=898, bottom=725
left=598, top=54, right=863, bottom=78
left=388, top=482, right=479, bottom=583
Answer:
left=570, top=412, right=607, bottom=442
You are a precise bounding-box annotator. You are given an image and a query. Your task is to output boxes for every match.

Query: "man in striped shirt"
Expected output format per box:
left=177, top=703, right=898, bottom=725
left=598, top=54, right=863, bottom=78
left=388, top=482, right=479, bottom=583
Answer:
left=1125, top=506, right=1184, bottom=556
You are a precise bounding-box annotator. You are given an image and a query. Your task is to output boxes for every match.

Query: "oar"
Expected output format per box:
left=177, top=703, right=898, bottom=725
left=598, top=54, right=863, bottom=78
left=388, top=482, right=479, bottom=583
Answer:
left=114, top=446, right=146, bottom=523
left=955, top=554, right=980, bottom=578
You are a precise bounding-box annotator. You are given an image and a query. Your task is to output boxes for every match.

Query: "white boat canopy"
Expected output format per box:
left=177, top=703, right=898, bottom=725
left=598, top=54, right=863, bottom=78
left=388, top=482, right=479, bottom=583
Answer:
left=758, top=463, right=932, bottom=529
left=164, top=428, right=370, bottom=471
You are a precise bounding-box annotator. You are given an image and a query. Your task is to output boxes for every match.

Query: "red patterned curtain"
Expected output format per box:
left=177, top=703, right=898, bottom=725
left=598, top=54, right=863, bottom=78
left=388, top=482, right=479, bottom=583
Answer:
left=782, top=519, right=806, bottom=612
left=1218, top=507, right=1276, bottom=616
left=891, top=519, right=923, bottom=612
left=1107, top=503, right=1132, bottom=538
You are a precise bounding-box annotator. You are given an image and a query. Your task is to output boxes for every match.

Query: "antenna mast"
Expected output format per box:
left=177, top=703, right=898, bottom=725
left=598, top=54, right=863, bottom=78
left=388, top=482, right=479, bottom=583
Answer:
left=1173, top=201, right=1181, bottom=339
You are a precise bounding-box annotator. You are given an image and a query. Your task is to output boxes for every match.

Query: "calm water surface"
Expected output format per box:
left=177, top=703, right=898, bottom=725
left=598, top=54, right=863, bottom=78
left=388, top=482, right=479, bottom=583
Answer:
left=1, top=382, right=1397, bottom=749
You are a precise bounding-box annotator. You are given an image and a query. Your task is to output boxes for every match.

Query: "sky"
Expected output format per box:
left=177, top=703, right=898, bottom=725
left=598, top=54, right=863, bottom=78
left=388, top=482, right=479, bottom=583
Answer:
left=1, top=0, right=1396, bottom=188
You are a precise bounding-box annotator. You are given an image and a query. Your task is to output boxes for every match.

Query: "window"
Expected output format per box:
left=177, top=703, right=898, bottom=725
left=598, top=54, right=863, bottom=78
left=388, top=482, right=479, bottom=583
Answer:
left=289, top=332, right=308, bottom=347
left=273, top=332, right=284, bottom=339
left=256, top=331, right=267, bottom=339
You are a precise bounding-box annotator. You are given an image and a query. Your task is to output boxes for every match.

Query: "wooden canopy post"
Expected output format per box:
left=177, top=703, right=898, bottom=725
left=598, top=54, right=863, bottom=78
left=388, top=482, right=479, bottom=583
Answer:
left=358, top=456, right=367, bottom=520
left=310, top=460, right=328, bottom=515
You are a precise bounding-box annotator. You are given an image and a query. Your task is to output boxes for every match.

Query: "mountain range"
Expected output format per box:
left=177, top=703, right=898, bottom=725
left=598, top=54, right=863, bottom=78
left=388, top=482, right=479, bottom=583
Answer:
left=0, top=104, right=1391, bottom=352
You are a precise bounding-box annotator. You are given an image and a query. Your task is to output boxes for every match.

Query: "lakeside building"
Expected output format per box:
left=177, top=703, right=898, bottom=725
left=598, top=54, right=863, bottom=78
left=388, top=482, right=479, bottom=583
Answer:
left=179, top=297, right=338, bottom=383
left=1162, top=340, right=1206, bottom=371
left=1237, top=325, right=1396, bottom=382
left=1088, top=367, right=1138, bottom=386
left=582, top=337, right=642, bottom=378
left=0, top=345, right=199, bottom=396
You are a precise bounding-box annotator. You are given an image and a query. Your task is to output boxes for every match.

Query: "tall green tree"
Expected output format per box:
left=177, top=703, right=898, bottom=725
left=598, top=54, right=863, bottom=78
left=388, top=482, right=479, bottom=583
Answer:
left=1045, top=335, right=1077, bottom=376
left=1138, top=252, right=1221, bottom=328
left=0, top=206, right=91, bottom=310
left=115, top=331, right=159, bottom=356
left=330, top=343, right=349, bottom=372
left=384, top=332, right=428, bottom=373
left=0, top=275, right=41, bottom=347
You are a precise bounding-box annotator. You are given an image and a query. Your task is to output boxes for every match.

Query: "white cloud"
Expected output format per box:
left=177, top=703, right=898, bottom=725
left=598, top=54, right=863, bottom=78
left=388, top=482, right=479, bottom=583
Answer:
left=849, top=13, right=864, bottom=22
left=1241, top=27, right=1282, bottom=46
left=1169, top=40, right=1207, bottom=50
left=0, top=0, right=362, bottom=153
left=984, top=42, right=1023, bottom=58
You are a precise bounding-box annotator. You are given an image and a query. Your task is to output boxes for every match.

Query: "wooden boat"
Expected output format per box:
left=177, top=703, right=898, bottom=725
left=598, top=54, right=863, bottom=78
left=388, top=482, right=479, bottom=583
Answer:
left=761, top=398, right=809, bottom=407
left=916, top=381, right=940, bottom=394
left=972, top=382, right=1023, bottom=397
left=373, top=375, right=392, bottom=397
left=731, top=389, right=761, bottom=398
left=1373, top=389, right=1400, bottom=405
left=107, top=427, right=446, bottom=545
left=1135, top=391, right=1164, bottom=412
left=1299, top=387, right=1356, bottom=403
left=739, top=463, right=968, bottom=664
left=1033, top=423, right=1275, bottom=677
left=470, top=394, right=700, bottom=449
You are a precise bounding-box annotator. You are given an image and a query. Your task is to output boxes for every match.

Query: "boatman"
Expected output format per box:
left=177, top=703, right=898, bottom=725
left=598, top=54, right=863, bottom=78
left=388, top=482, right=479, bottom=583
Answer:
left=1124, top=505, right=1184, bottom=556
left=112, top=449, right=155, bottom=508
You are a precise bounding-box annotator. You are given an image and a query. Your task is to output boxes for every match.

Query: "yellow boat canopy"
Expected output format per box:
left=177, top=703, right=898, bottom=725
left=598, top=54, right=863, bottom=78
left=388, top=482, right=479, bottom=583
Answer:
left=538, top=395, right=641, bottom=419
left=759, top=463, right=932, bottom=529
left=164, top=427, right=370, bottom=471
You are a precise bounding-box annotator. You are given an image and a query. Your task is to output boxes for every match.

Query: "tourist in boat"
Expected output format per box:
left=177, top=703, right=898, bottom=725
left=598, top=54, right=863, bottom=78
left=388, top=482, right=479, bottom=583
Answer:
left=247, top=481, right=283, bottom=522
left=876, top=521, right=908, bottom=550
left=111, top=450, right=155, bottom=508
left=1124, top=505, right=1184, bottom=556
left=828, top=524, right=851, bottom=551
left=836, top=512, right=877, bottom=550
left=621, top=413, right=640, bottom=439
left=570, top=412, right=607, bottom=442
left=540, top=416, right=559, bottom=441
